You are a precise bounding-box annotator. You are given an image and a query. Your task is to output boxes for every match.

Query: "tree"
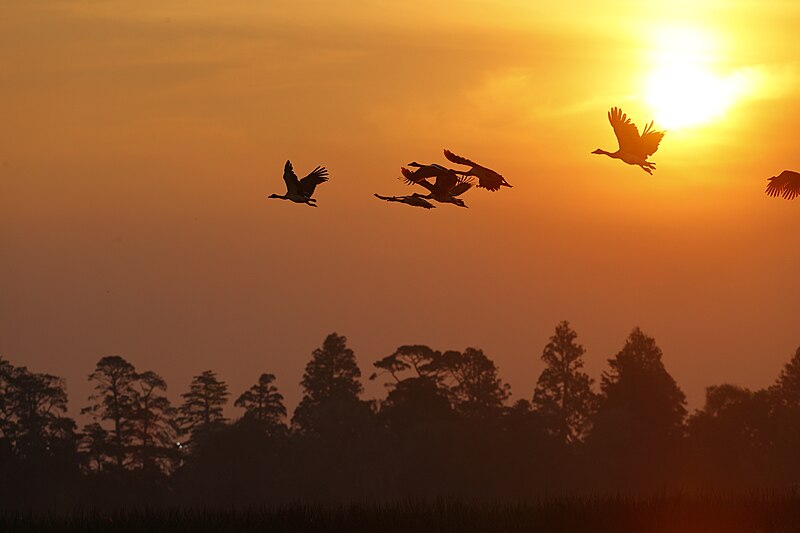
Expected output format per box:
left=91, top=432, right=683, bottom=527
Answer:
left=82, top=355, right=138, bottom=468
left=234, top=373, right=287, bottom=431
left=0, top=360, right=80, bottom=510
left=80, top=422, right=111, bottom=472
left=0, top=357, right=12, bottom=440
left=178, top=370, right=229, bottom=438
left=128, top=371, right=177, bottom=472
left=770, top=346, right=800, bottom=407
left=434, top=348, right=510, bottom=417
left=4, top=365, right=76, bottom=459
left=766, top=346, right=800, bottom=484
left=82, top=355, right=177, bottom=472
left=292, top=333, right=369, bottom=435
left=597, top=327, right=686, bottom=439
left=371, top=345, right=453, bottom=430
left=687, top=384, right=772, bottom=487
left=379, top=375, right=453, bottom=431
left=371, top=345, right=442, bottom=383
left=532, top=321, right=597, bottom=444
left=588, top=328, right=687, bottom=489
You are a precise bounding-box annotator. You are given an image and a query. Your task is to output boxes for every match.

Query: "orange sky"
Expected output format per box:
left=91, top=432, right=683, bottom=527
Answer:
left=1, top=0, right=798, bottom=417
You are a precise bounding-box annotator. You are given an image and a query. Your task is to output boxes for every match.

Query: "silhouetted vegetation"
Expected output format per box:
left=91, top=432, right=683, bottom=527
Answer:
left=3, top=494, right=800, bottom=533
left=1, top=328, right=800, bottom=515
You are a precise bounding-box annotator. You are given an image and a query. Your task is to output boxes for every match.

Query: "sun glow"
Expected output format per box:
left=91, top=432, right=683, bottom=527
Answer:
left=644, top=27, right=751, bottom=130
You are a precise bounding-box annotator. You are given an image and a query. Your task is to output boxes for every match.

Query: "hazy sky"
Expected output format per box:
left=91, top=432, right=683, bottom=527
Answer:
left=2, top=0, right=798, bottom=419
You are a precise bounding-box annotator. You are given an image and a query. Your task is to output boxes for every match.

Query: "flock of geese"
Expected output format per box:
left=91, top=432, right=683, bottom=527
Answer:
left=268, top=107, right=800, bottom=208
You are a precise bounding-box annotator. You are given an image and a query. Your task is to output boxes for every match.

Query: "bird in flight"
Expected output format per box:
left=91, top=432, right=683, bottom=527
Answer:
left=443, top=149, right=511, bottom=191
left=374, top=193, right=436, bottom=209
left=593, top=107, right=665, bottom=174
left=765, top=170, right=800, bottom=200
left=268, top=160, right=328, bottom=207
left=401, top=163, right=474, bottom=208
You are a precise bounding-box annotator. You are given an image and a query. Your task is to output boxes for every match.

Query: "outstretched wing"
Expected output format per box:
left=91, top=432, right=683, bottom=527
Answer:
left=400, top=168, right=435, bottom=193
left=608, top=107, right=641, bottom=154
left=374, top=193, right=402, bottom=203
left=765, top=176, right=786, bottom=198
left=767, top=170, right=800, bottom=200
left=299, top=166, right=328, bottom=197
left=374, top=193, right=436, bottom=209
left=407, top=196, right=436, bottom=209
left=282, top=160, right=301, bottom=196
left=433, top=169, right=459, bottom=193
left=449, top=179, right=474, bottom=197
left=406, top=162, right=452, bottom=181
left=443, top=149, right=477, bottom=168
left=637, top=121, right=665, bottom=157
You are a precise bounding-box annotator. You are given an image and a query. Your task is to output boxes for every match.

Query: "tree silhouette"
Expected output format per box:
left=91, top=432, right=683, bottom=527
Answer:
left=589, top=328, right=687, bottom=489
left=380, top=374, right=453, bottom=431
left=80, top=422, right=111, bottom=472
left=234, top=373, right=287, bottom=432
left=533, top=321, right=597, bottom=444
left=687, top=384, right=772, bottom=487
left=292, top=333, right=367, bottom=435
left=371, top=345, right=442, bottom=383
left=178, top=370, right=229, bottom=439
left=0, top=357, right=12, bottom=440
left=82, top=355, right=138, bottom=468
left=770, top=346, right=800, bottom=407
left=129, top=371, right=177, bottom=472
left=371, top=345, right=453, bottom=430
left=598, top=328, right=686, bottom=438
left=4, top=365, right=76, bottom=459
left=766, top=346, right=800, bottom=484
left=434, top=348, right=510, bottom=417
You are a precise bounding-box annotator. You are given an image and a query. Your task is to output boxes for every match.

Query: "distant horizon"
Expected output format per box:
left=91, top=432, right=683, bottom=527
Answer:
left=4, top=324, right=798, bottom=423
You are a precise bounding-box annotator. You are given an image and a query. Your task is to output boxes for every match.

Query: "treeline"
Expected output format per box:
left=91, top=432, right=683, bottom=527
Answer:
left=1, top=323, right=799, bottom=509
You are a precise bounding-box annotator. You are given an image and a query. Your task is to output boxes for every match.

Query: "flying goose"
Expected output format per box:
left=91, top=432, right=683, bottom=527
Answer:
left=765, top=170, right=800, bottom=200
left=443, top=149, right=511, bottom=191
left=593, top=107, right=665, bottom=174
left=374, top=193, right=436, bottom=209
left=401, top=163, right=473, bottom=208
left=268, top=160, right=328, bottom=206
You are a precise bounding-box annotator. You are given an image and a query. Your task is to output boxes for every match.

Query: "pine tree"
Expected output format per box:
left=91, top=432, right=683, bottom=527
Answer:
left=435, top=348, right=510, bottom=417
left=0, top=357, right=12, bottom=439
left=597, top=327, right=687, bottom=440
left=371, top=345, right=453, bottom=430
left=4, top=365, right=76, bottom=459
left=178, top=370, right=229, bottom=437
left=370, top=345, right=442, bottom=383
left=766, top=346, right=800, bottom=484
left=292, top=333, right=367, bottom=434
left=82, top=355, right=138, bottom=468
left=770, top=346, right=800, bottom=406
left=80, top=422, right=111, bottom=471
left=589, top=327, right=687, bottom=488
left=532, top=321, right=597, bottom=443
left=128, top=370, right=177, bottom=471
left=234, top=373, right=287, bottom=430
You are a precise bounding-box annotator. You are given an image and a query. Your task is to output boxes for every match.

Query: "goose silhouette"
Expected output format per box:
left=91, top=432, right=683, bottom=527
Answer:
left=593, top=107, right=665, bottom=175
left=443, top=149, right=511, bottom=191
left=401, top=163, right=473, bottom=208
left=374, top=193, right=436, bottom=209
left=268, top=160, right=328, bottom=207
left=765, top=170, right=800, bottom=200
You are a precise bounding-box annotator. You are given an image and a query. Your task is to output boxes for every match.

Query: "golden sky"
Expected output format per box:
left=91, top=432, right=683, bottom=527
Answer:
left=1, top=0, right=798, bottom=414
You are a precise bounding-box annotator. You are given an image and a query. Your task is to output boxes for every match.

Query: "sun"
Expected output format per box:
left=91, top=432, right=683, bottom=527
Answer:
left=644, top=27, right=751, bottom=130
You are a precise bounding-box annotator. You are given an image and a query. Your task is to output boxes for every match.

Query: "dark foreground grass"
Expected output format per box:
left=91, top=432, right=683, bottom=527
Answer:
left=3, top=493, right=800, bottom=532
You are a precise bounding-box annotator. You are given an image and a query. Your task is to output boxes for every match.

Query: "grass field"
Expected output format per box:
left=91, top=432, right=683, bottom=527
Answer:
left=3, top=493, right=800, bottom=532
